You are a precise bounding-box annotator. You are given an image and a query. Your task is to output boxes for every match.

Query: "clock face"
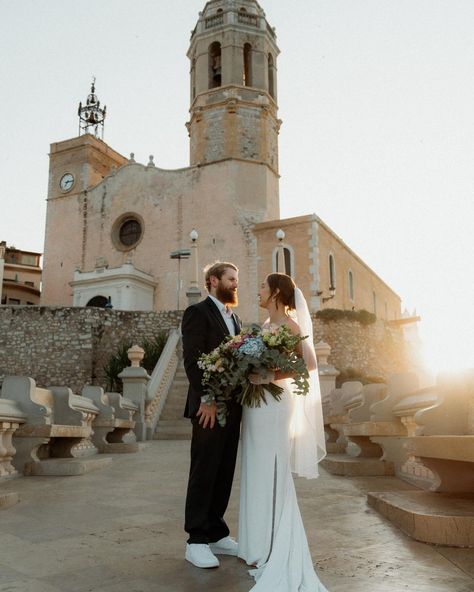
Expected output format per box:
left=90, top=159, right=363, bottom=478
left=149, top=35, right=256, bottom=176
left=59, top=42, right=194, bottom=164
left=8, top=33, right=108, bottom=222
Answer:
left=59, top=173, right=75, bottom=192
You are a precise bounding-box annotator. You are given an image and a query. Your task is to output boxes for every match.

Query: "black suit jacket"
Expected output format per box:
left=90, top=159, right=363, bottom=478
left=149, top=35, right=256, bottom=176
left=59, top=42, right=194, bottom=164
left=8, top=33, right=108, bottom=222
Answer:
left=182, top=297, right=242, bottom=418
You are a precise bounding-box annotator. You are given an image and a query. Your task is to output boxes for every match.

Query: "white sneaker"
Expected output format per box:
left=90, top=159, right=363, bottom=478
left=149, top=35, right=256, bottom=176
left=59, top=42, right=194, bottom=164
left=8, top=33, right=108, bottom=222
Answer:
left=209, top=536, right=238, bottom=556
left=185, top=543, right=220, bottom=568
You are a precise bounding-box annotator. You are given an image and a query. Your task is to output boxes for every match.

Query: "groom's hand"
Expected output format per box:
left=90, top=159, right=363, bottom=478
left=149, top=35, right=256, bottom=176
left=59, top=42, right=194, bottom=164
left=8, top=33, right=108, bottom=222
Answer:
left=197, top=402, right=217, bottom=429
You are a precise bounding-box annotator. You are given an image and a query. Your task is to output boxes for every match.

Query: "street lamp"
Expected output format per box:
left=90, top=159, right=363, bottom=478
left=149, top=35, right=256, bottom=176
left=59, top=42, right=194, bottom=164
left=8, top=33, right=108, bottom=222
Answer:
left=170, top=249, right=191, bottom=309
left=275, top=228, right=285, bottom=273
left=186, top=228, right=202, bottom=306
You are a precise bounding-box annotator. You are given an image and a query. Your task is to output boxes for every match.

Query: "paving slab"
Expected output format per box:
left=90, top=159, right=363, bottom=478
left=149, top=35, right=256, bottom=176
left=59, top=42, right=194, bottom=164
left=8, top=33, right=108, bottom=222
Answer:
left=0, top=441, right=473, bottom=592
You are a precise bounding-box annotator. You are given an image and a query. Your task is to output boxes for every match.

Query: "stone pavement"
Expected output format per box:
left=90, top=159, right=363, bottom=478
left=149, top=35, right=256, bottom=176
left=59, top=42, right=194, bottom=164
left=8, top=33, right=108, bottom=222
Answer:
left=1, top=441, right=473, bottom=592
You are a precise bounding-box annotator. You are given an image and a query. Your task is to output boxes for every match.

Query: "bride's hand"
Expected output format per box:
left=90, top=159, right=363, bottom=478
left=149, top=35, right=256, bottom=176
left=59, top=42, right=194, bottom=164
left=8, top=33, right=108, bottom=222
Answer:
left=249, top=370, right=275, bottom=385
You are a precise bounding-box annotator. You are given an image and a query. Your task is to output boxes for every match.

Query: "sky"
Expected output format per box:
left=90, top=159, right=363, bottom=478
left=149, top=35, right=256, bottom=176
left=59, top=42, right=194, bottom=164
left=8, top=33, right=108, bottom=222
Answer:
left=1, top=0, right=473, bottom=374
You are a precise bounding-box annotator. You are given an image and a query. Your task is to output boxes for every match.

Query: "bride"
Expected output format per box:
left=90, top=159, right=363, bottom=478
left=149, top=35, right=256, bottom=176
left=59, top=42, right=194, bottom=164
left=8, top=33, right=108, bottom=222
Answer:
left=238, top=273, right=328, bottom=591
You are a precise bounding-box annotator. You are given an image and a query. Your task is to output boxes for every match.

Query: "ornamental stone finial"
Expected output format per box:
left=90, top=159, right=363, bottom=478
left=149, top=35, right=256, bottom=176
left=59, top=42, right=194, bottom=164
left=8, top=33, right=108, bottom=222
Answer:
left=315, top=341, right=331, bottom=366
left=127, top=344, right=145, bottom=368
left=147, top=155, right=155, bottom=167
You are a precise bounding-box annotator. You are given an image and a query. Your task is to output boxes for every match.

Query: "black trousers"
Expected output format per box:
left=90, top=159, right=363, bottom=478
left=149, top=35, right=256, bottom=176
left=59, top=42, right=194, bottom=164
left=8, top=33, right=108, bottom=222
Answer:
left=184, top=401, right=242, bottom=544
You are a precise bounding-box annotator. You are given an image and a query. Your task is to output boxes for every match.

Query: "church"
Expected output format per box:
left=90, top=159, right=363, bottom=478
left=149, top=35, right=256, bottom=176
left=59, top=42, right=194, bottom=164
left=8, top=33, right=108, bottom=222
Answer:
left=41, top=0, right=401, bottom=322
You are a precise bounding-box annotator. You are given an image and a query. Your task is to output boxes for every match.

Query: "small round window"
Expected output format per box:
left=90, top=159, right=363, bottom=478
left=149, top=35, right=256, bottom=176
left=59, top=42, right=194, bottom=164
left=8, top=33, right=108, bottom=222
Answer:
left=119, top=218, right=142, bottom=247
left=112, top=213, right=144, bottom=251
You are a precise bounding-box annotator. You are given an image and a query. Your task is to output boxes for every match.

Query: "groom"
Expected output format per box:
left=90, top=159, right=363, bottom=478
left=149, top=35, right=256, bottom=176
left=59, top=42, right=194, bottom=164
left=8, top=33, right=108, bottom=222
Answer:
left=182, top=261, right=242, bottom=569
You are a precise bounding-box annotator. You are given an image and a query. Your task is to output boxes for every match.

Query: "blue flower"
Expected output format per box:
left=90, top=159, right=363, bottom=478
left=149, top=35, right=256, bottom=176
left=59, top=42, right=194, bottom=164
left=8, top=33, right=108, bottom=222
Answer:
left=237, top=336, right=265, bottom=358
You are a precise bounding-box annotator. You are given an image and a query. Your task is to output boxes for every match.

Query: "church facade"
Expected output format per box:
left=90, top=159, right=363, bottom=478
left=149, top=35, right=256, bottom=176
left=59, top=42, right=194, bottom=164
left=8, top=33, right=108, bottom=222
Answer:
left=41, top=0, right=401, bottom=322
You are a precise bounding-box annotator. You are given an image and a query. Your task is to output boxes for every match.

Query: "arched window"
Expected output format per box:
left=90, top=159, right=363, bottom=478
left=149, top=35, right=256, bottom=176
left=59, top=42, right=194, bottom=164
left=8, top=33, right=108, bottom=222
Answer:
left=243, top=43, right=252, bottom=86
left=348, top=270, right=354, bottom=301
left=329, top=254, right=336, bottom=289
left=273, top=246, right=293, bottom=276
left=372, top=291, right=377, bottom=315
left=268, top=53, right=275, bottom=98
left=209, top=42, right=222, bottom=88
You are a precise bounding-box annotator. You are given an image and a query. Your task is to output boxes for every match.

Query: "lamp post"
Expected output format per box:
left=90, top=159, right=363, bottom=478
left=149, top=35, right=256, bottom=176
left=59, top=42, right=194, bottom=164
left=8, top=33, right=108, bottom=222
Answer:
left=276, top=228, right=285, bottom=274
left=170, top=249, right=191, bottom=309
left=186, top=228, right=202, bottom=306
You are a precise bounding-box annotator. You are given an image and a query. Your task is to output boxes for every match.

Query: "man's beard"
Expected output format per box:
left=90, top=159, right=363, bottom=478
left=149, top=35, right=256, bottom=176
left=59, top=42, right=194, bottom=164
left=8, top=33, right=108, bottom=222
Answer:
left=216, top=283, right=238, bottom=306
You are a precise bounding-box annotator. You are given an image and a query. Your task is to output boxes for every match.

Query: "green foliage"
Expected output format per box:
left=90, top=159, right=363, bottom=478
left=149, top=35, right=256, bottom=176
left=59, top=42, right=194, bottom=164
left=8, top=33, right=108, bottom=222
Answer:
left=315, top=308, right=376, bottom=325
left=104, top=331, right=168, bottom=393
left=199, top=325, right=310, bottom=427
left=336, top=367, right=385, bottom=388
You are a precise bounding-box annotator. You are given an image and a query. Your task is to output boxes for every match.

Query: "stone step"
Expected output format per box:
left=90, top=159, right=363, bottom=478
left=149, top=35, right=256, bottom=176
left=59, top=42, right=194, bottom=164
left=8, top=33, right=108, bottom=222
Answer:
left=162, top=399, right=187, bottom=408
left=164, top=400, right=187, bottom=409
left=160, top=411, right=185, bottom=420
left=163, top=396, right=187, bottom=404
left=320, top=454, right=394, bottom=477
left=166, top=389, right=188, bottom=398
left=368, top=491, right=474, bottom=547
left=24, top=456, right=113, bottom=477
left=153, top=364, right=191, bottom=439
left=154, top=423, right=192, bottom=441
left=158, top=419, right=190, bottom=428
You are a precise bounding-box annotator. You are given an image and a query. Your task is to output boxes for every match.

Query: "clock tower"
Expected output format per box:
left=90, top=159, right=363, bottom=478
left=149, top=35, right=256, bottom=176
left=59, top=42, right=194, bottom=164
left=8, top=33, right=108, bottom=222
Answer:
left=42, top=82, right=127, bottom=305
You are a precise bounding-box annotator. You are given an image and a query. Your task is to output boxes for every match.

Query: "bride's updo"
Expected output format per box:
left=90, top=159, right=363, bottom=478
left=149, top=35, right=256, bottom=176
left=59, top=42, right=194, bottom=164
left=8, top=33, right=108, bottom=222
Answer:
left=267, top=273, right=296, bottom=310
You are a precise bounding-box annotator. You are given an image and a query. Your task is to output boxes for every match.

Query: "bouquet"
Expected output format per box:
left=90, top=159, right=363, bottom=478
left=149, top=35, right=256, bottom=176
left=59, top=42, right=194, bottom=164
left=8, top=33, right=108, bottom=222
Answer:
left=198, top=324, right=310, bottom=427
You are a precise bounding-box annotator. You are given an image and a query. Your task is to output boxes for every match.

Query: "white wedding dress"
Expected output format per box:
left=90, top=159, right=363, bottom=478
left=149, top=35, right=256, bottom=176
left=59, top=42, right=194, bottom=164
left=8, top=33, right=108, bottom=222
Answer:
left=238, top=377, right=328, bottom=591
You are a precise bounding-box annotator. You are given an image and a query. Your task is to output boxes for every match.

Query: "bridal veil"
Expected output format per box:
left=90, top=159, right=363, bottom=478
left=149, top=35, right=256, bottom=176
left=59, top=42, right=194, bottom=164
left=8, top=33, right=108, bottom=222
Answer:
left=290, top=287, right=327, bottom=478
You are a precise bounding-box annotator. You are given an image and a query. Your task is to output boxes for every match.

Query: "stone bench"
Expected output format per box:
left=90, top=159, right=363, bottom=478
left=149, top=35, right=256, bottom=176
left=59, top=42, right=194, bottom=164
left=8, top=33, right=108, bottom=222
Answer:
left=1, top=376, right=111, bottom=476
left=324, top=382, right=366, bottom=455
left=322, top=374, right=430, bottom=477
left=404, top=371, right=474, bottom=492
left=0, top=398, right=26, bottom=508
left=322, top=382, right=395, bottom=476
left=366, top=377, right=439, bottom=486
left=82, top=386, right=139, bottom=453
left=368, top=371, right=474, bottom=547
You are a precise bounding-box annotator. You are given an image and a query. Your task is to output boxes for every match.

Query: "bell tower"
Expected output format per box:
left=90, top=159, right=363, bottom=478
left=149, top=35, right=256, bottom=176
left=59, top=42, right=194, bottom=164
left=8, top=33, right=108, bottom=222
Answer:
left=187, top=0, right=281, bottom=190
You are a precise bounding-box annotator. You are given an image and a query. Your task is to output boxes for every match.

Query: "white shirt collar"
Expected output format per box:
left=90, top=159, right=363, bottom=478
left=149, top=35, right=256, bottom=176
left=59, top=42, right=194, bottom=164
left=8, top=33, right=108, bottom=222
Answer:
left=209, top=294, right=229, bottom=314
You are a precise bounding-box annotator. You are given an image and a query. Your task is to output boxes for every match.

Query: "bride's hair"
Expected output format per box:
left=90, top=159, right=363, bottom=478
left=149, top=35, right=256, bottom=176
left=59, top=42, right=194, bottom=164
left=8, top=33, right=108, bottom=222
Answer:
left=267, top=273, right=296, bottom=310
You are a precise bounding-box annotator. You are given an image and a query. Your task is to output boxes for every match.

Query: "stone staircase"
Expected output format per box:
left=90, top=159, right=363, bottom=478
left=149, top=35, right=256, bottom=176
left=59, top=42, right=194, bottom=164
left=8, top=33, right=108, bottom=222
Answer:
left=154, top=363, right=192, bottom=440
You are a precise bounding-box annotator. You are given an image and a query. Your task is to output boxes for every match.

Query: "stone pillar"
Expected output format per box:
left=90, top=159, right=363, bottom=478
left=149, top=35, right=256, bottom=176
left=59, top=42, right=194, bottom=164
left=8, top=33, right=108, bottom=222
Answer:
left=315, top=340, right=339, bottom=400
left=0, top=398, right=26, bottom=477
left=118, top=345, right=150, bottom=442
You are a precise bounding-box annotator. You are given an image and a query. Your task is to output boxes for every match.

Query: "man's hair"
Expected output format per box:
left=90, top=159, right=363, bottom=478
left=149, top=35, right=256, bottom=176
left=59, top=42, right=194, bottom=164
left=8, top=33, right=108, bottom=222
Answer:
left=204, top=261, right=238, bottom=291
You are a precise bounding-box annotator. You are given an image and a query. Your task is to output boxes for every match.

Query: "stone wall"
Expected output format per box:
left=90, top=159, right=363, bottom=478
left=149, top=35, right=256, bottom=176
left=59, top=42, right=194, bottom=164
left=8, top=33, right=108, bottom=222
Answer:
left=0, top=306, right=182, bottom=393
left=0, top=306, right=409, bottom=395
left=313, top=315, right=410, bottom=380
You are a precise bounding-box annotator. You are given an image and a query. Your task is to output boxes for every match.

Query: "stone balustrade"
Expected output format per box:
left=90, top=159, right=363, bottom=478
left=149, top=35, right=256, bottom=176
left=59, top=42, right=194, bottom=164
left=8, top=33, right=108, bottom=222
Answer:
left=0, top=398, right=26, bottom=509
left=82, top=386, right=139, bottom=453
left=1, top=376, right=111, bottom=476
left=367, top=371, right=474, bottom=547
